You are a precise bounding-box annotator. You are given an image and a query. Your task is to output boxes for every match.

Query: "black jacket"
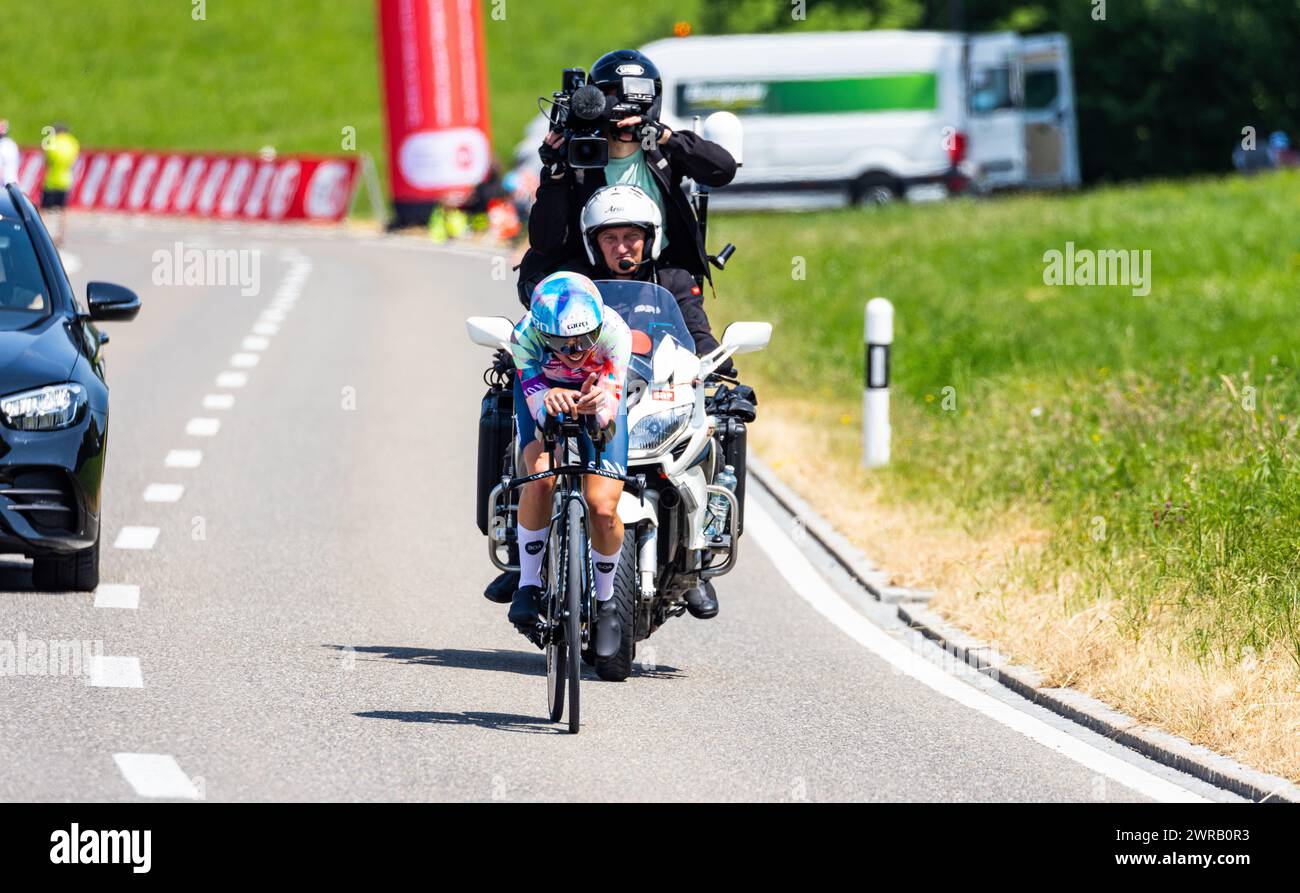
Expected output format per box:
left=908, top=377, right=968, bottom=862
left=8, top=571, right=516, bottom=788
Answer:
left=517, top=130, right=737, bottom=304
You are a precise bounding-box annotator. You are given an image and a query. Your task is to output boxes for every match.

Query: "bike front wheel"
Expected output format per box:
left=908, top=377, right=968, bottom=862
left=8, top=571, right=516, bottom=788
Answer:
left=564, top=499, right=585, bottom=734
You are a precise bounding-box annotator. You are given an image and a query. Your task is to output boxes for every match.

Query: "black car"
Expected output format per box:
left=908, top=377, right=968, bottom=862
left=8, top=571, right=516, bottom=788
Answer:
left=0, top=183, right=139, bottom=591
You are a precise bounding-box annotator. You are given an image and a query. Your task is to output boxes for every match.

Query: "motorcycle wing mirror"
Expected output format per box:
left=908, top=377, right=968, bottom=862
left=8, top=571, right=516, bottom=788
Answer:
left=703, top=111, right=744, bottom=167
left=466, top=316, right=515, bottom=349
left=721, top=321, right=772, bottom=355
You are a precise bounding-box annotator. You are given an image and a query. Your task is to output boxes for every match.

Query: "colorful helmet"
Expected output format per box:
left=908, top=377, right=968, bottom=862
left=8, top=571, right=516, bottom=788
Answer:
left=580, top=184, right=663, bottom=267
left=530, top=272, right=604, bottom=354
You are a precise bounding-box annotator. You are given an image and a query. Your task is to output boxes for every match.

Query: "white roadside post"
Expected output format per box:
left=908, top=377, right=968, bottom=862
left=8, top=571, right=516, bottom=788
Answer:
left=863, top=298, right=893, bottom=467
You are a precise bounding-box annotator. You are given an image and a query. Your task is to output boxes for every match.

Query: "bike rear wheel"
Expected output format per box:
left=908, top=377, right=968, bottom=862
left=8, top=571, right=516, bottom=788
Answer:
left=565, top=500, right=585, bottom=734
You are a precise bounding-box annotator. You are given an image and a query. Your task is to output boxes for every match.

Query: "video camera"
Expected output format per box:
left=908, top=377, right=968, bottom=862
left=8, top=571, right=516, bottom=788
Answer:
left=545, top=68, right=658, bottom=170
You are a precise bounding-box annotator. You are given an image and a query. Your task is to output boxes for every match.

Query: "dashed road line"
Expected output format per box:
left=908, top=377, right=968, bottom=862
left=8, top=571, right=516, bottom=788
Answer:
left=216, top=371, right=248, bottom=388
left=185, top=417, right=221, bottom=437
left=113, top=527, right=160, bottom=550
left=89, top=656, right=144, bottom=688
left=113, top=754, right=202, bottom=800
left=164, top=449, right=203, bottom=468
left=94, top=584, right=140, bottom=610
left=203, top=394, right=235, bottom=410
left=241, top=335, right=271, bottom=351
left=143, top=483, right=185, bottom=503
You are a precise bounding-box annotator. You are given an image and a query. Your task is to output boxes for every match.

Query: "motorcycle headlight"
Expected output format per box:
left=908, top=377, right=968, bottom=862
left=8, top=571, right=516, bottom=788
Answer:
left=1, top=383, right=88, bottom=431
left=630, top=405, right=692, bottom=454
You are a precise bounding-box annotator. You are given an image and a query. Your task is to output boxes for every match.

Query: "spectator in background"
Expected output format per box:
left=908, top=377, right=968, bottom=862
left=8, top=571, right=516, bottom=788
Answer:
left=0, top=120, right=19, bottom=186
left=42, top=122, right=79, bottom=246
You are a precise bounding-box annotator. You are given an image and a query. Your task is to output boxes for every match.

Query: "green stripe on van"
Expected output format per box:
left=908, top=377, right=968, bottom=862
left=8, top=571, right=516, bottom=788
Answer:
left=676, top=74, right=937, bottom=117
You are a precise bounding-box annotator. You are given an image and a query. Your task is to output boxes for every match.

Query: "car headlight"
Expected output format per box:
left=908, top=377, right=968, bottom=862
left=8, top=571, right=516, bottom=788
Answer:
left=1, top=383, right=88, bottom=431
left=630, top=405, right=692, bottom=453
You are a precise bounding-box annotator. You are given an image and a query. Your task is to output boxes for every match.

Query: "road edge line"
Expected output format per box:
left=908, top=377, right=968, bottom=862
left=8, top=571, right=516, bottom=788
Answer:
left=747, top=453, right=1300, bottom=804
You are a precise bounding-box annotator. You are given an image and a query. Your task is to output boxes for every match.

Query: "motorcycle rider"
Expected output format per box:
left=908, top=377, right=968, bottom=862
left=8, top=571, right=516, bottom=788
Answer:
left=506, top=271, right=632, bottom=658
left=517, top=48, right=737, bottom=307
left=487, top=185, right=729, bottom=618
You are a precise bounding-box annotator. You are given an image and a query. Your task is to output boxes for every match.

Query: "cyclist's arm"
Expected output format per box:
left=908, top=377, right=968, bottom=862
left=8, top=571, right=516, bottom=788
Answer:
left=508, top=318, right=553, bottom=426
left=595, top=315, right=632, bottom=429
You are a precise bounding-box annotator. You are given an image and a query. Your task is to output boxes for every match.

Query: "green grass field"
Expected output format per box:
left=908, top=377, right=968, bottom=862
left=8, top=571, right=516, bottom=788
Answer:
left=709, top=172, right=1300, bottom=666
left=1, top=0, right=699, bottom=209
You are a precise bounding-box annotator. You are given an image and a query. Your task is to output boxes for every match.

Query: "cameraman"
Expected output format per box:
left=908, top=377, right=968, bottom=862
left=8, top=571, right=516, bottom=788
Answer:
left=517, top=49, right=737, bottom=306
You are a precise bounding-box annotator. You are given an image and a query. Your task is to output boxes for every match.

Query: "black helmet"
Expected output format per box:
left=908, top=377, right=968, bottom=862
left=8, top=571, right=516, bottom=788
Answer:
left=588, top=49, right=663, bottom=122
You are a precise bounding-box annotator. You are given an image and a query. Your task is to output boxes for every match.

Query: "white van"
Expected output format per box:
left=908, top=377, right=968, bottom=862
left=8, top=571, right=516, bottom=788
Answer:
left=638, top=30, right=1081, bottom=205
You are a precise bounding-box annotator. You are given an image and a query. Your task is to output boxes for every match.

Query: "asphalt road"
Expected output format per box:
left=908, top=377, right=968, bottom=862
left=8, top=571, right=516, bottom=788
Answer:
left=0, top=214, right=1241, bottom=802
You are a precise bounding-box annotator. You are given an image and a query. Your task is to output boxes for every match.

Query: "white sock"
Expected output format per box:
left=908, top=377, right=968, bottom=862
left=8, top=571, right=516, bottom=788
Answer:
left=517, top=524, right=549, bottom=588
left=592, top=546, right=621, bottom=602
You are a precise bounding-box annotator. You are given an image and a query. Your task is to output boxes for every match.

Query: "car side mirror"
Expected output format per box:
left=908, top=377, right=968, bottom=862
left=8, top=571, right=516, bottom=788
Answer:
left=87, top=281, right=141, bottom=322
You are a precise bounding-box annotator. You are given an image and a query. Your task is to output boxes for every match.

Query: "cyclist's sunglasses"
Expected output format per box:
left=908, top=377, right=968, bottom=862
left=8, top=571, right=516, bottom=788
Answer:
left=542, top=327, right=601, bottom=356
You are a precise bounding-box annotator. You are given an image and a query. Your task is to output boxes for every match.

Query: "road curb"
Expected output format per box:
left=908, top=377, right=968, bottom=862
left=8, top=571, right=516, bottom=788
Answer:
left=747, top=454, right=1300, bottom=803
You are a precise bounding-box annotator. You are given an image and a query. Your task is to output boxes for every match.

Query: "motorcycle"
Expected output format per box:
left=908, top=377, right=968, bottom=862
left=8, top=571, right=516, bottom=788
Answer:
left=466, top=279, right=770, bottom=681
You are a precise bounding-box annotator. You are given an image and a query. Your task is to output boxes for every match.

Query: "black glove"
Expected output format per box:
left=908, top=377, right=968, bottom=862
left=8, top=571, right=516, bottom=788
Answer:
left=590, top=417, right=616, bottom=447
left=539, top=136, right=568, bottom=174
left=638, top=119, right=668, bottom=149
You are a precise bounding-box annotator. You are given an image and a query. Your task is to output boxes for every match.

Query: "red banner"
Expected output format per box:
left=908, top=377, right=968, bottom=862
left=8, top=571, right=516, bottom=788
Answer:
left=17, top=147, right=360, bottom=223
left=376, top=0, right=492, bottom=204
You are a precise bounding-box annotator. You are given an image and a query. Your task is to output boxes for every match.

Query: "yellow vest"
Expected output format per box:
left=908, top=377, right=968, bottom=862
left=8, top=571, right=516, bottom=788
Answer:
left=44, top=132, right=80, bottom=191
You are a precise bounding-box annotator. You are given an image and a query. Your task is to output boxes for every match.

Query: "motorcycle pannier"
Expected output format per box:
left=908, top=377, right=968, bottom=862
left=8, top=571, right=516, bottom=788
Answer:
left=476, top=386, right=514, bottom=535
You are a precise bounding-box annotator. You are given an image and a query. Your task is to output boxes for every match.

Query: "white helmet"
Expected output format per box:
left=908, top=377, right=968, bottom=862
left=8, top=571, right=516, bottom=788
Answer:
left=579, top=184, right=663, bottom=267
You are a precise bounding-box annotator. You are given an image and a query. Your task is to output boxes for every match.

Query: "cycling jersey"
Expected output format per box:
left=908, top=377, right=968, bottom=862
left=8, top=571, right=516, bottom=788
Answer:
left=509, top=304, right=631, bottom=430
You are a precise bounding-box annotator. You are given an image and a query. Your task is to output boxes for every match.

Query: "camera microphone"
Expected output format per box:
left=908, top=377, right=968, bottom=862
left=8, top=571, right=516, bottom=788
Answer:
left=570, top=85, right=607, bottom=122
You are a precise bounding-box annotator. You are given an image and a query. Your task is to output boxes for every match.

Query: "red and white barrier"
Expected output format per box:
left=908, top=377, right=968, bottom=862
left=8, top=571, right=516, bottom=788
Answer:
left=16, top=147, right=360, bottom=223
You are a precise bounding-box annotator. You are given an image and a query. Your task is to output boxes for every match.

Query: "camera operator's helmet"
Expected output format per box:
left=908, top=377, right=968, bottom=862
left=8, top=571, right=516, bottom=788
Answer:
left=589, top=49, right=663, bottom=122
left=580, top=185, right=663, bottom=267
left=530, top=272, right=605, bottom=354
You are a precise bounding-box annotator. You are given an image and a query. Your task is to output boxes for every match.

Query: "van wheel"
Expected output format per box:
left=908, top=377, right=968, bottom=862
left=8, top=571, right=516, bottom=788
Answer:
left=851, top=174, right=900, bottom=206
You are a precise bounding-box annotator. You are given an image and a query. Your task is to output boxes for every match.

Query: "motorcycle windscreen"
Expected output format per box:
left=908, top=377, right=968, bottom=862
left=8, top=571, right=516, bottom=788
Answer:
left=593, top=279, right=696, bottom=385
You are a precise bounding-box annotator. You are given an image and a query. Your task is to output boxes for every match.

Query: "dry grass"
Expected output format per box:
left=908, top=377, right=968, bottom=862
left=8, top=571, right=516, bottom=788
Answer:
left=754, top=395, right=1300, bottom=783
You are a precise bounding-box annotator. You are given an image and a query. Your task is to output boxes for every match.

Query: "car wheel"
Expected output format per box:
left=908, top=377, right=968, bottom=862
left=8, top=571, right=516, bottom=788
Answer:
left=33, top=536, right=100, bottom=593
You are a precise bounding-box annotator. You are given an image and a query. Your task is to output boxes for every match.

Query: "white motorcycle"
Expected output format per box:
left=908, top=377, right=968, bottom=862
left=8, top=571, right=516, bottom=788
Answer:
left=467, top=280, right=770, bottom=682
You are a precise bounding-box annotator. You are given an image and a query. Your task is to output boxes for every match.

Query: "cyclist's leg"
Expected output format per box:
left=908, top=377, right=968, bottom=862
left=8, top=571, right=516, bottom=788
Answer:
left=580, top=411, right=628, bottom=598
left=509, top=380, right=556, bottom=627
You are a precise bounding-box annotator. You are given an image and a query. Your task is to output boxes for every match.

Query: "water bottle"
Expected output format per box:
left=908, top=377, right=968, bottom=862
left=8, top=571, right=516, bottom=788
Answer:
left=705, top=464, right=738, bottom=539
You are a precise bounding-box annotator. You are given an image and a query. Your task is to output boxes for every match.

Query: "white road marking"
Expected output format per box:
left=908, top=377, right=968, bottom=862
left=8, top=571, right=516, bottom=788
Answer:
left=164, top=449, right=202, bottom=468
left=203, top=393, right=235, bottom=410
left=252, top=321, right=279, bottom=336
left=59, top=251, right=82, bottom=274
left=185, top=417, right=221, bottom=437
left=94, top=584, right=140, bottom=610
left=216, top=371, right=248, bottom=388
left=89, top=656, right=143, bottom=688
left=260, top=309, right=287, bottom=323
left=229, top=353, right=260, bottom=369
left=113, top=754, right=202, bottom=800
left=113, top=526, right=160, bottom=550
left=241, top=335, right=270, bottom=351
left=744, top=500, right=1209, bottom=804
left=143, top=483, right=185, bottom=503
